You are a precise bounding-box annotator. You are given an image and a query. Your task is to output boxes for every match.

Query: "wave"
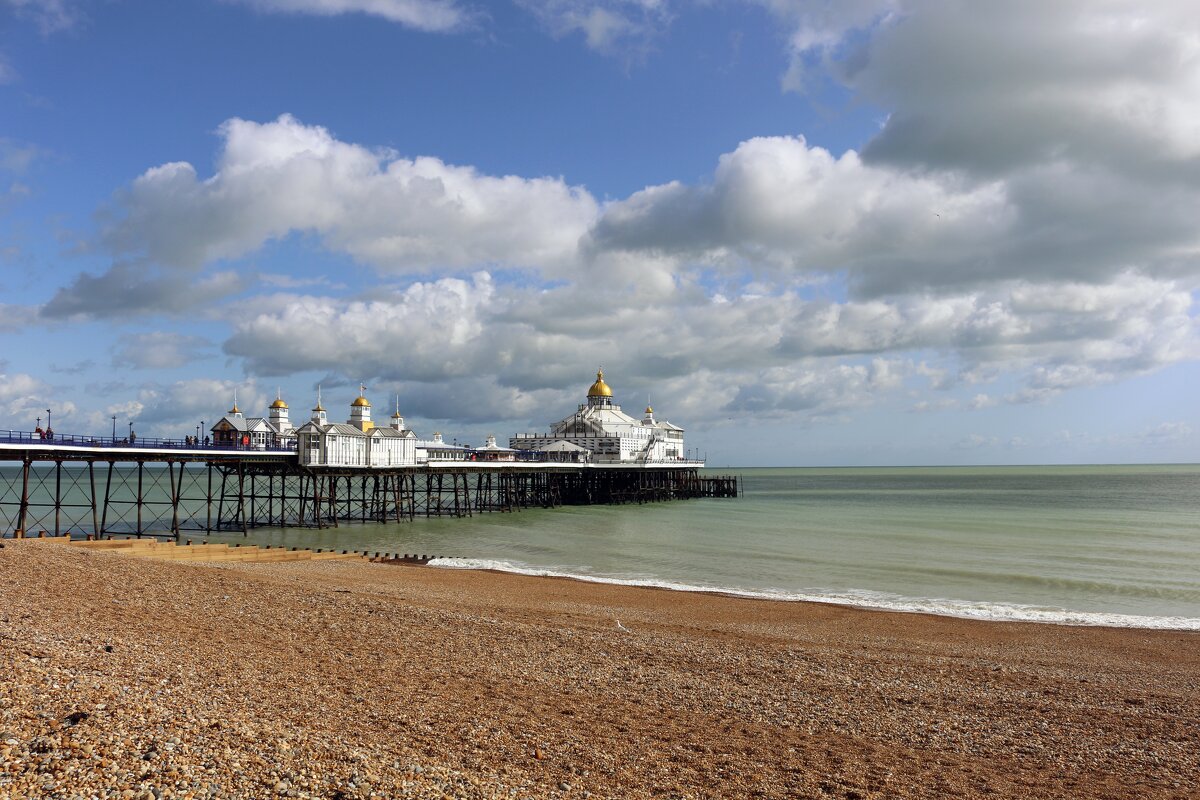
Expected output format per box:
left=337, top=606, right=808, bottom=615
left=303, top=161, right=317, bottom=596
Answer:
left=427, top=557, right=1200, bottom=631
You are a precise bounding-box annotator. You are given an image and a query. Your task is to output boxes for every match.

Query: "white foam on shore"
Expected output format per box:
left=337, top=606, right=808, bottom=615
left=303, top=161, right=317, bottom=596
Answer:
left=427, top=557, right=1200, bottom=631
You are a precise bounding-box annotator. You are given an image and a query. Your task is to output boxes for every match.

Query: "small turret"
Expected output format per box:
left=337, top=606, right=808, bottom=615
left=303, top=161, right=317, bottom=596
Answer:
left=269, top=388, right=291, bottom=432
left=349, top=384, right=373, bottom=431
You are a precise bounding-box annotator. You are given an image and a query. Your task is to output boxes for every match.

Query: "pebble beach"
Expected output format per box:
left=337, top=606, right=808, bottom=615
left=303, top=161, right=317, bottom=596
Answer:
left=2, top=538, right=1198, bottom=799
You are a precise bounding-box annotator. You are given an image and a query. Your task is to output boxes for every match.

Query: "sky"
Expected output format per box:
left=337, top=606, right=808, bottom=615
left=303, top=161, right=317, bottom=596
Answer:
left=1, top=0, right=1198, bottom=467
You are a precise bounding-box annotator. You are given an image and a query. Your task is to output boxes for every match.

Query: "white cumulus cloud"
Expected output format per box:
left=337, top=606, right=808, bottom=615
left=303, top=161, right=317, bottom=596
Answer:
left=103, top=115, right=598, bottom=276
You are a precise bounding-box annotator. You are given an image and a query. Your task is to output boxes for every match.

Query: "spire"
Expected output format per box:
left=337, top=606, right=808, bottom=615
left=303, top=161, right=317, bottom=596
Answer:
left=390, top=394, right=405, bottom=431
left=351, top=385, right=371, bottom=407
left=311, top=385, right=327, bottom=424
left=229, top=388, right=241, bottom=416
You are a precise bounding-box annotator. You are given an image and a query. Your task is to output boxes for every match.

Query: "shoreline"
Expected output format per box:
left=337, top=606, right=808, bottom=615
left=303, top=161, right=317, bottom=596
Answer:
left=4, top=539, right=1198, bottom=798
left=429, top=558, right=1200, bottom=632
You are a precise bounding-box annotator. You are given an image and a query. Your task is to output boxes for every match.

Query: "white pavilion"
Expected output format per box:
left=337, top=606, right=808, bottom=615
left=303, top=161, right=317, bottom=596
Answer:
left=510, top=370, right=686, bottom=463
left=294, top=389, right=417, bottom=468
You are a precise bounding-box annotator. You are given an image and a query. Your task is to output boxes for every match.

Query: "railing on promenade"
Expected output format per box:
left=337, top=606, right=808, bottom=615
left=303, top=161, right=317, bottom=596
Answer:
left=0, top=430, right=296, bottom=453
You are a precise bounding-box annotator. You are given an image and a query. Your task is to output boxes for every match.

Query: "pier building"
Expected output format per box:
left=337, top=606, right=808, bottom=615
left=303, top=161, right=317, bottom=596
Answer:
left=510, top=370, right=686, bottom=463
left=210, top=391, right=297, bottom=450
left=295, top=390, right=417, bottom=468
left=475, top=435, right=518, bottom=462
left=415, top=432, right=474, bottom=463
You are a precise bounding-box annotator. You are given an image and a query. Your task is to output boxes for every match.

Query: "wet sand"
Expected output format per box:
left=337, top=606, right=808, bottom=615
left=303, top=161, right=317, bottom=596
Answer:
left=2, top=538, right=1197, bottom=799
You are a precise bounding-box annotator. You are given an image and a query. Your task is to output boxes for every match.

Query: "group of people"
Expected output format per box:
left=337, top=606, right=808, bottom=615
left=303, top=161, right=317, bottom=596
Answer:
left=25, top=424, right=223, bottom=448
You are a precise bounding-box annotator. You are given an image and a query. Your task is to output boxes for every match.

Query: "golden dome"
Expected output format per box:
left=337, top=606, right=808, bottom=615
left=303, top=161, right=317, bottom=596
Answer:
left=228, top=404, right=241, bottom=414
left=392, top=410, right=403, bottom=419
left=351, top=395, right=371, bottom=407
left=269, top=398, right=288, bottom=409
left=587, top=369, right=613, bottom=398
left=645, top=405, right=653, bottom=414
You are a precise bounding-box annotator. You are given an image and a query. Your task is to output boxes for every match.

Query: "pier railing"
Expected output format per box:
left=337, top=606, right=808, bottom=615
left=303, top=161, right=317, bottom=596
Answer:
left=0, top=430, right=296, bottom=452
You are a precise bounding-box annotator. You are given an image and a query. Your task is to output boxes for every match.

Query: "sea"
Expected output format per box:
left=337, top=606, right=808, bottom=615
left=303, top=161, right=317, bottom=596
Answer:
left=6, top=464, right=1199, bottom=630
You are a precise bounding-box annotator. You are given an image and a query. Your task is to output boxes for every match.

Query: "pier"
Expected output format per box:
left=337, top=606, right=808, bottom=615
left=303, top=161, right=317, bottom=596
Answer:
left=0, top=436, right=737, bottom=539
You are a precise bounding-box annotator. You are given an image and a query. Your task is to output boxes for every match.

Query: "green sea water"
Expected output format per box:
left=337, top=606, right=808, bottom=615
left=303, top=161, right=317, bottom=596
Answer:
left=6, top=464, right=1199, bottom=628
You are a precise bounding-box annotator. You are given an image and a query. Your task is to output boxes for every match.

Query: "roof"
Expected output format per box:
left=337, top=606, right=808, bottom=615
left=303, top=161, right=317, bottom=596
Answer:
left=417, top=440, right=472, bottom=451
left=370, top=427, right=416, bottom=438
left=587, top=369, right=613, bottom=398
left=551, top=403, right=643, bottom=435
left=533, top=440, right=590, bottom=453
left=293, top=422, right=370, bottom=437
left=327, top=423, right=368, bottom=435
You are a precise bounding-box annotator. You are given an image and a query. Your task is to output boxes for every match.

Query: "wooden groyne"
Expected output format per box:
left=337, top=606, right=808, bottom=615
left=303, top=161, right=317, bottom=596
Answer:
left=0, top=446, right=738, bottom=539
left=4, top=535, right=450, bottom=565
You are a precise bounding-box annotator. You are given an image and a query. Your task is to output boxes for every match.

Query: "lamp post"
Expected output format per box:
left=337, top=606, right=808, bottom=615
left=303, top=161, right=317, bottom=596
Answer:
left=127, top=421, right=133, bottom=443
left=46, top=408, right=51, bottom=430
left=200, top=420, right=205, bottom=446
left=111, top=416, right=116, bottom=440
